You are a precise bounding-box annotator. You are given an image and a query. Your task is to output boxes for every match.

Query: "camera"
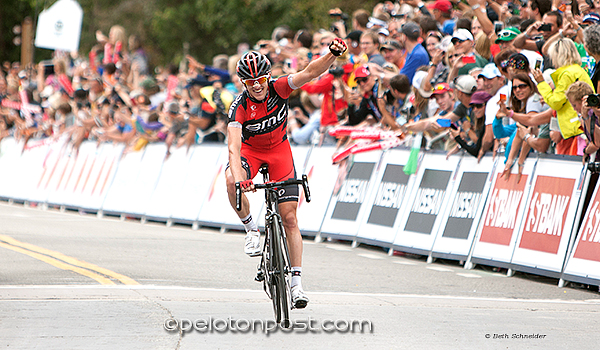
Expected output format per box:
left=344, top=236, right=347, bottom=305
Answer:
left=588, top=161, right=600, bottom=173
left=329, top=66, right=345, bottom=77
left=588, top=94, right=600, bottom=107
left=538, top=23, right=552, bottom=32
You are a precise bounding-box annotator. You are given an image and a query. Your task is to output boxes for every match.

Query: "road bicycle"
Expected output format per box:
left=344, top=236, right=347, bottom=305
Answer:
left=235, top=164, right=310, bottom=327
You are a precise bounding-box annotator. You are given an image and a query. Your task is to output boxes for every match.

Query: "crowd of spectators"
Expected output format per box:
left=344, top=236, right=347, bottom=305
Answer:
left=3, top=0, right=600, bottom=176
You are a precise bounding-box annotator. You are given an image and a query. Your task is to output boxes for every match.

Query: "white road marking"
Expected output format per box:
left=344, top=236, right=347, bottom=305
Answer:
left=426, top=266, right=453, bottom=272
left=357, top=253, right=385, bottom=260
left=0, top=285, right=598, bottom=305
left=393, top=260, right=417, bottom=265
left=325, top=245, right=353, bottom=252
left=456, top=273, right=482, bottom=279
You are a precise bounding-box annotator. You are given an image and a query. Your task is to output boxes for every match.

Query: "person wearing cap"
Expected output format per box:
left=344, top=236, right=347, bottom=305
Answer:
left=495, top=27, right=544, bottom=73
left=428, top=0, right=455, bottom=36
left=380, top=40, right=406, bottom=71
left=584, top=24, right=600, bottom=91
left=398, top=22, right=430, bottom=83
left=345, top=30, right=363, bottom=58
left=431, top=83, right=456, bottom=117
left=449, top=91, right=493, bottom=158
left=347, top=65, right=385, bottom=125
left=477, top=63, right=509, bottom=157
left=448, top=28, right=488, bottom=79
left=359, top=30, right=387, bottom=67
left=404, top=75, right=476, bottom=134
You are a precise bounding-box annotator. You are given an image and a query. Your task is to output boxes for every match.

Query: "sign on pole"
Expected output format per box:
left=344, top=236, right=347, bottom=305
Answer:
left=35, top=0, right=83, bottom=52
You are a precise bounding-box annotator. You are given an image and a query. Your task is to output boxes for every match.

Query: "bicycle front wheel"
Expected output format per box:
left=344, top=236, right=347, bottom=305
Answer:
left=270, top=214, right=290, bottom=328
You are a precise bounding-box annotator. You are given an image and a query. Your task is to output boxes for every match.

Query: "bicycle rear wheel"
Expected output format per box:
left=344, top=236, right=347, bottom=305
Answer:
left=270, top=214, right=290, bottom=328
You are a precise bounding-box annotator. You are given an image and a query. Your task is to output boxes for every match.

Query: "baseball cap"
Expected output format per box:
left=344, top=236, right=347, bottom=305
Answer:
left=507, top=53, right=530, bottom=71
left=431, top=83, right=452, bottom=95
left=401, top=22, right=421, bottom=41
left=346, top=30, right=363, bottom=42
left=469, top=91, right=493, bottom=105
left=494, top=27, right=521, bottom=43
left=412, top=71, right=433, bottom=98
left=450, top=75, right=477, bottom=95
left=451, top=28, right=474, bottom=44
left=478, top=63, right=502, bottom=79
left=380, top=40, right=402, bottom=51
left=583, top=13, right=600, bottom=24
left=427, top=0, right=452, bottom=13
left=354, top=65, right=370, bottom=78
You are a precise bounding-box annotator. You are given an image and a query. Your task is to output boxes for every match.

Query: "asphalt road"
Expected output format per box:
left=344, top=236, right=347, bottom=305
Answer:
left=1, top=202, right=599, bottom=349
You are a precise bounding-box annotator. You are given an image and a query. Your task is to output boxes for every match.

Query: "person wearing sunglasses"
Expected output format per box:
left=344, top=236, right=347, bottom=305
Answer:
left=226, top=39, right=347, bottom=309
left=449, top=91, right=493, bottom=158
left=347, top=65, right=384, bottom=126
left=496, top=73, right=550, bottom=179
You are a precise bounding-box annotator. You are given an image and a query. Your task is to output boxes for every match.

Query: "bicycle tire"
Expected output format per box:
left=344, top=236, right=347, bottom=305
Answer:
left=267, top=222, right=281, bottom=324
left=271, top=213, right=291, bottom=328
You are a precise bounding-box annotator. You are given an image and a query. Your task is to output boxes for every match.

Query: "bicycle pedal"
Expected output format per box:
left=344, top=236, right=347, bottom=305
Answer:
left=255, top=271, right=265, bottom=282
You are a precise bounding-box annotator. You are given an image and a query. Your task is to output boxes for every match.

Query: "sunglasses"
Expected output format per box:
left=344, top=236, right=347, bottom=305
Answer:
left=451, top=38, right=466, bottom=45
left=433, top=84, right=448, bottom=91
left=243, top=75, right=269, bottom=86
left=356, top=78, right=369, bottom=84
left=513, top=83, right=529, bottom=90
left=448, top=54, right=460, bottom=59
left=497, top=31, right=515, bottom=39
left=471, top=104, right=484, bottom=109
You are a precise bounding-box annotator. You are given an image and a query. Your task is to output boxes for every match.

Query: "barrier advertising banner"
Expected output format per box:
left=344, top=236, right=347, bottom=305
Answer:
left=101, top=148, right=143, bottom=215
left=320, top=152, right=381, bottom=240
left=510, top=157, right=584, bottom=277
left=294, top=146, right=339, bottom=235
left=195, top=146, right=264, bottom=230
left=392, top=153, right=459, bottom=255
left=431, top=156, right=495, bottom=260
left=356, top=149, right=414, bottom=245
left=172, top=144, right=224, bottom=223
left=468, top=158, right=535, bottom=268
left=0, top=138, right=21, bottom=199
left=563, top=177, right=600, bottom=286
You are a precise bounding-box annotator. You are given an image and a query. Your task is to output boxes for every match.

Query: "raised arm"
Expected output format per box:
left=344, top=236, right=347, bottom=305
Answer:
left=290, top=39, right=347, bottom=88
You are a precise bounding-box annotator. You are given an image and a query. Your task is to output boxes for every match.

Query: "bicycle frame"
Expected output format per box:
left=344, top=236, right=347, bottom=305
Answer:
left=235, top=165, right=310, bottom=327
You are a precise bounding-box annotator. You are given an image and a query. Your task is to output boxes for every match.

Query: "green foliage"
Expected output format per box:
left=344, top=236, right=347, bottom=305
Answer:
left=1, top=0, right=379, bottom=70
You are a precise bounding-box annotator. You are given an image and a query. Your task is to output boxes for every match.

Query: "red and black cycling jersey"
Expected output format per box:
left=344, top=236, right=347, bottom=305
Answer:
left=228, top=75, right=295, bottom=150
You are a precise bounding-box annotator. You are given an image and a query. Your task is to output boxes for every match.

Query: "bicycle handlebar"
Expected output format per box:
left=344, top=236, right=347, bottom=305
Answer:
left=235, top=176, right=311, bottom=211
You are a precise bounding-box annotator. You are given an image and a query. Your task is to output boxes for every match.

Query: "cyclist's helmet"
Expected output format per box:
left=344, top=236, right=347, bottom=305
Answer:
left=236, top=51, right=271, bottom=80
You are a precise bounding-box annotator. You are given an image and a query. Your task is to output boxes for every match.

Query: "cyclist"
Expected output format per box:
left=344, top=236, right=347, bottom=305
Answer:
left=226, top=39, right=347, bottom=309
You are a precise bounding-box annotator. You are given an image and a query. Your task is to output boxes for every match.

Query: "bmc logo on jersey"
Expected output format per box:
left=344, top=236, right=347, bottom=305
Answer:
left=245, top=108, right=286, bottom=133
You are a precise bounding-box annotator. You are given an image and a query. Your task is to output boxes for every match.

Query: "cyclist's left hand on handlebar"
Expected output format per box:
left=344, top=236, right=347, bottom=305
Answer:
left=329, top=38, right=347, bottom=57
left=239, top=179, right=255, bottom=192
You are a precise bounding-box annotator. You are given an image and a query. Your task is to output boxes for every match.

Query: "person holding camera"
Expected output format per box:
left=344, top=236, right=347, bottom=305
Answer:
left=513, top=11, right=563, bottom=69
left=347, top=65, right=383, bottom=126
left=565, top=81, right=600, bottom=159
left=375, top=74, right=412, bottom=130
left=300, top=63, right=348, bottom=130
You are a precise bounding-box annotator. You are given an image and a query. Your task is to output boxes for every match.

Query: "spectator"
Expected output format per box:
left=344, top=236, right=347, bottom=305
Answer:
left=449, top=91, right=493, bottom=157
left=513, top=11, right=563, bottom=69
left=380, top=40, right=406, bottom=71
left=288, top=92, right=322, bottom=145
left=448, top=29, right=488, bottom=80
left=479, top=63, right=508, bottom=158
left=376, top=73, right=412, bottom=129
left=347, top=65, right=383, bottom=126
left=533, top=38, right=594, bottom=155
left=428, top=0, right=455, bottom=35
left=360, top=30, right=387, bottom=67
left=398, top=22, right=430, bottom=83
left=496, top=73, right=550, bottom=178
left=566, top=81, right=600, bottom=155
left=352, top=9, right=370, bottom=32
left=584, top=24, right=600, bottom=91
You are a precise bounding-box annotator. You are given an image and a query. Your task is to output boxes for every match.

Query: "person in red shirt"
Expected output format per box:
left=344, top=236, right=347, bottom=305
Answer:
left=226, top=39, right=347, bottom=309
